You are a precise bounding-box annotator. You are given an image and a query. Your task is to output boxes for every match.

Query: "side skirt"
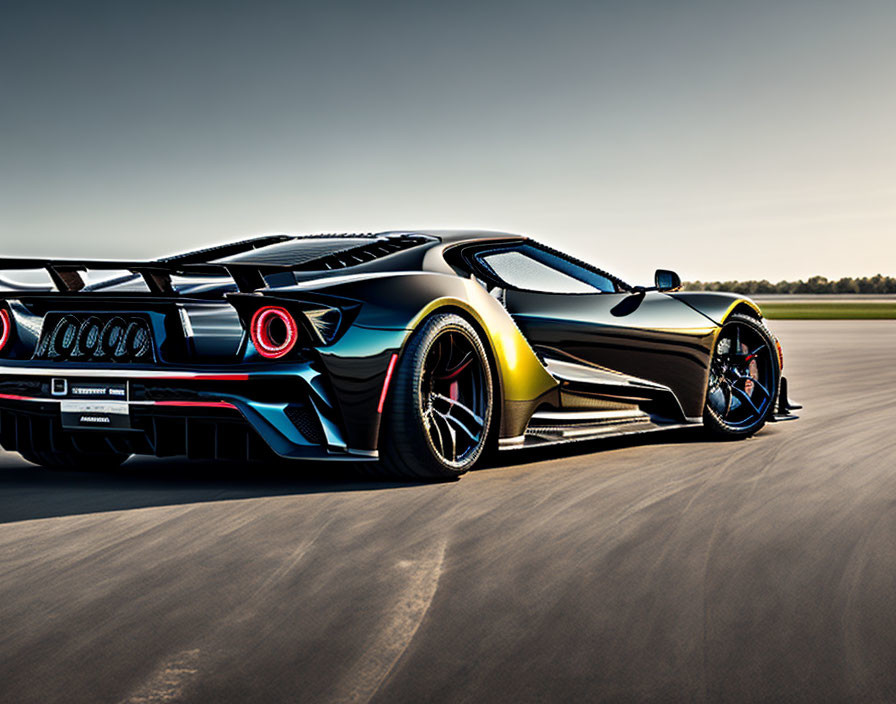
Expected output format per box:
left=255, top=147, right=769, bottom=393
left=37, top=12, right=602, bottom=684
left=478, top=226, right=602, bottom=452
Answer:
left=499, top=408, right=702, bottom=450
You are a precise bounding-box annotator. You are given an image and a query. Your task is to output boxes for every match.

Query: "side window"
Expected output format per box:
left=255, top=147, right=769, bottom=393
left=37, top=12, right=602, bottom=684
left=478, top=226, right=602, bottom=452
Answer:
left=476, top=244, right=616, bottom=294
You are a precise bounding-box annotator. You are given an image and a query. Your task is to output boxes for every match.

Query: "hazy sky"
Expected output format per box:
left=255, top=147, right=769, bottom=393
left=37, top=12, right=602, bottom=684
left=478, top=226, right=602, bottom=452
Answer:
left=1, top=0, right=894, bottom=284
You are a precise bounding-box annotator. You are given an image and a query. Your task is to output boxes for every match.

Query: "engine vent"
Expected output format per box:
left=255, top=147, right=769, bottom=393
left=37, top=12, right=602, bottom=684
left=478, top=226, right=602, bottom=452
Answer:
left=34, top=313, right=155, bottom=363
left=293, top=235, right=430, bottom=271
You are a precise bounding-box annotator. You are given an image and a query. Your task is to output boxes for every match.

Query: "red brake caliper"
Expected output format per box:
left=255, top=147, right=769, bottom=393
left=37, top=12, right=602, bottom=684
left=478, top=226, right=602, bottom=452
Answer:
left=742, top=343, right=756, bottom=395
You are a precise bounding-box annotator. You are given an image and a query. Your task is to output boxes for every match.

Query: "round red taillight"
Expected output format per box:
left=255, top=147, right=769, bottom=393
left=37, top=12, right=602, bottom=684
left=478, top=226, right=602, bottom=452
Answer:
left=250, top=306, right=298, bottom=359
left=0, top=309, right=10, bottom=353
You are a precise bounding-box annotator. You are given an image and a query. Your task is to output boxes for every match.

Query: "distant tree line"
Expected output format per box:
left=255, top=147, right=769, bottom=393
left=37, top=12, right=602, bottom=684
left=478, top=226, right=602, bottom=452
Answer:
left=684, top=275, right=896, bottom=294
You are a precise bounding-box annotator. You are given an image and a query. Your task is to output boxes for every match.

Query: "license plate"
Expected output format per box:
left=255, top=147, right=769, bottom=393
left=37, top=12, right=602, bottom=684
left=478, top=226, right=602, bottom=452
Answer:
left=61, top=400, right=131, bottom=430
left=55, top=380, right=132, bottom=430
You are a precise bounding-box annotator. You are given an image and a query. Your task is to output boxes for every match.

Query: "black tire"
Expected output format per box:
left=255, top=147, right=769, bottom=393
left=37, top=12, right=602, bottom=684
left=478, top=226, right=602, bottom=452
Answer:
left=704, top=313, right=780, bottom=438
left=19, top=448, right=130, bottom=471
left=379, top=313, right=494, bottom=480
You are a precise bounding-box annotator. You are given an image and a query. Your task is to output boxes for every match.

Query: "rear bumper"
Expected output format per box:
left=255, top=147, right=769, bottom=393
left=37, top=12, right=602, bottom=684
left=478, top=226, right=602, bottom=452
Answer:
left=0, top=363, right=377, bottom=462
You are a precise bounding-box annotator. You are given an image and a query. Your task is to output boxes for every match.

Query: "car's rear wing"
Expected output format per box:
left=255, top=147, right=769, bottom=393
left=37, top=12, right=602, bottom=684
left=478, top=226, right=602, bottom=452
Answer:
left=0, top=257, right=295, bottom=295
left=0, top=233, right=434, bottom=297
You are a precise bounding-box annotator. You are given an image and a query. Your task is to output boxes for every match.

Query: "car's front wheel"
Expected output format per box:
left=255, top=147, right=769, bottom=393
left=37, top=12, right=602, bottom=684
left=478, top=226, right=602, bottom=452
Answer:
left=704, top=313, right=780, bottom=438
left=380, top=313, right=493, bottom=479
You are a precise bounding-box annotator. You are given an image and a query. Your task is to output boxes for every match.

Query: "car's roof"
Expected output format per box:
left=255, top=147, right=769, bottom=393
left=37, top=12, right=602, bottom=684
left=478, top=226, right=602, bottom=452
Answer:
left=165, top=230, right=526, bottom=267
left=401, top=229, right=526, bottom=243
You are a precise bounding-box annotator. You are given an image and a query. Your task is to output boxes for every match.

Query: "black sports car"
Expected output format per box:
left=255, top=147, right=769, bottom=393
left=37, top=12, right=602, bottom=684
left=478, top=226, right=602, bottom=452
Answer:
left=0, top=231, right=799, bottom=479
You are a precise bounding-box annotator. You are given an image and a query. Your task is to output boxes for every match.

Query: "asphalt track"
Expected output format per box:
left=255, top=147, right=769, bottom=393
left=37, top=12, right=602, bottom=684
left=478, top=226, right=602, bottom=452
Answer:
left=1, top=320, right=894, bottom=704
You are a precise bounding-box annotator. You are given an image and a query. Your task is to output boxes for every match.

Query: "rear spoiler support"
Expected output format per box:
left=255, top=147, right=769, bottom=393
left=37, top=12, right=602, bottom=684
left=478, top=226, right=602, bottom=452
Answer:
left=0, top=258, right=294, bottom=295
left=46, top=265, right=86, bottom=293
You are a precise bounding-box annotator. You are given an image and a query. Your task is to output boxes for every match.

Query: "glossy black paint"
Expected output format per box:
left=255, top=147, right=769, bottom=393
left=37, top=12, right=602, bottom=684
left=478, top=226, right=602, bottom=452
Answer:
left=503, top=290, right=717, bottom=418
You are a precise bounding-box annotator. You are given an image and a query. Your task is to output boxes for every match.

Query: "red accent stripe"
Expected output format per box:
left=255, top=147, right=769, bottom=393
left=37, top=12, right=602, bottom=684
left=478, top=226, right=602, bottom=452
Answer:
left=153, top=401, right=238, bottom=409
left=0, top=392, right=39, bottom=402
left=0, top=394, right=238, bottom=409
left=377, top=353, right=399, bottom=414
left=151, top=374, right=250, bottom=381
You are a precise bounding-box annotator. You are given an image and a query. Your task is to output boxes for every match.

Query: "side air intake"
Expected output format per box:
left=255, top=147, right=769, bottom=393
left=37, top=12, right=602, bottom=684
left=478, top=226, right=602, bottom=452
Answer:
left=285, top=404, right=325, bottom=444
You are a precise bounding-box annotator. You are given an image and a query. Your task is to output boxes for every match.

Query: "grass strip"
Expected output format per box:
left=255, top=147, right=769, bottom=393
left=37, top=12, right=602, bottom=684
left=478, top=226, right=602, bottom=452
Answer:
left=759, top=302, right=896, bottom=319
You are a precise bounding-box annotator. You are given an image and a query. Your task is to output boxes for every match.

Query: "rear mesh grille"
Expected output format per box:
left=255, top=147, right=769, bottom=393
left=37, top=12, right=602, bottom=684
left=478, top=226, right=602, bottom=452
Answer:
left=34, top=313, right=155, bottom=363
left=285, top=404, right=325, bottom=444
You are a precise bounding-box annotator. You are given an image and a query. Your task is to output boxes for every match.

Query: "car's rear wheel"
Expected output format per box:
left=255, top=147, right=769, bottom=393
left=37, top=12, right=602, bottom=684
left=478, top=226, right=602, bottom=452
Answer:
left=380, top=313, right=493, bottom=479
left=18, top=448, right=130, bottom=471
left=704, top=313, right=779, bottom=437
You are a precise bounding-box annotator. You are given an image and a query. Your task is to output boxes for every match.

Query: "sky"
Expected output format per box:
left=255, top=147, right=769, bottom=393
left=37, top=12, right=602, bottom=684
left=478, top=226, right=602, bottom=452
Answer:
left=1, top=0, right=894, bottom=284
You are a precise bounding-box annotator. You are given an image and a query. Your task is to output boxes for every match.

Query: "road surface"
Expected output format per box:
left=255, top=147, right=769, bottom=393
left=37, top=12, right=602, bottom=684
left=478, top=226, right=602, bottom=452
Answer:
left=1, top=321, right=894, bottom=703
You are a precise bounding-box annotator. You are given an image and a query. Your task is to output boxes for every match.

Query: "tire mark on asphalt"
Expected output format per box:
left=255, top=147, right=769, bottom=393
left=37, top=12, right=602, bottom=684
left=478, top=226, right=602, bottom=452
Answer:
left=695, top=426, right=812, bottom=701
left=116, top=514, right=333, bottom=703
left=677, top=442, right=765, bottom=702
left=326, top=538, right=447, bottom=704
left=839, top=503, right=896, bottom=701
left=241, top=517, right=333, bottom=609
left=121, top=648, right=201, bottom=704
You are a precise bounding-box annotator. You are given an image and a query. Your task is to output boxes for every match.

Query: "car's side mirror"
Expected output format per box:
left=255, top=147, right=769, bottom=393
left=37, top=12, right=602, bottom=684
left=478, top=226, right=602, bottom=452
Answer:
left=654, top=269, right=681, bottom=292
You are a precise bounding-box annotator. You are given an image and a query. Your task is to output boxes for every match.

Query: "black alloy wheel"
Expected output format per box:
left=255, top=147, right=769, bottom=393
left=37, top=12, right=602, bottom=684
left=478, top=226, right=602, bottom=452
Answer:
left=380, top=313, right=493, bottom=479
left=421, top=328, right=490, bottom=467
left=704, top=313, right=779, bottom=437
